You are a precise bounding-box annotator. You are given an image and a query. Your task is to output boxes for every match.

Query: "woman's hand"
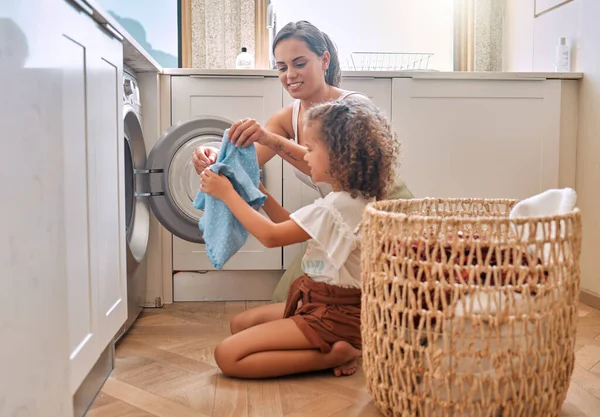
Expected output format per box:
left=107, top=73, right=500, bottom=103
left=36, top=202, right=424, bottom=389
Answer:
left=200, top=168, right=234, bottom=201
left=228, top=119, right=272, bottom=148
left=192, top=146, right=219, bottom=174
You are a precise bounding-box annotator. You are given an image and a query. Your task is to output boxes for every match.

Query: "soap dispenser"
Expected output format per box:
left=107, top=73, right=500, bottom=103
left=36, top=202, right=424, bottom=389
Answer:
left=235, top=47, right=255, bottom=69
left=555, top=37, right=571, bottom=72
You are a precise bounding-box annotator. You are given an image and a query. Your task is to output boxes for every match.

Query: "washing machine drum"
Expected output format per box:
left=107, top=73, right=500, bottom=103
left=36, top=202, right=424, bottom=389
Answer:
left=145, top=116, right=231, bottom=244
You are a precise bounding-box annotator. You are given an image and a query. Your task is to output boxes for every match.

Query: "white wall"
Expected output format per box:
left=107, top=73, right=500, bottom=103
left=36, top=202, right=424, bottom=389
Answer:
left=503, top=0, right=581, bottom=71
left=576, top=1, right=600, bottom=297
left=504, top=0, right=600, bottom=296
left=272, top=0, right=455, bottom=71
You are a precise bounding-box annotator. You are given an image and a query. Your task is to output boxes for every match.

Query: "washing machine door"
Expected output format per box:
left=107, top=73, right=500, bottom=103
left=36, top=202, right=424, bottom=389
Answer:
left=123, top=105, right=150, bottom=264
left=144, top=116, right=231, bottom=243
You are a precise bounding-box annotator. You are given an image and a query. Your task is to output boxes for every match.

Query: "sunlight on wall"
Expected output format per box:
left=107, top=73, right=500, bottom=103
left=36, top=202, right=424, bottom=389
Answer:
left=271, top=0, right=455, bottom=71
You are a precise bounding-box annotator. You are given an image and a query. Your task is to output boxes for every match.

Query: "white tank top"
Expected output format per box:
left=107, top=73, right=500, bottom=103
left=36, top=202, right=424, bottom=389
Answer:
left=291, top=91, right=367, bottom=197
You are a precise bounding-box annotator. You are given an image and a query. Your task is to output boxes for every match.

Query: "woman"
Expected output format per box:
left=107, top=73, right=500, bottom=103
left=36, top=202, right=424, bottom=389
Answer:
left=192, top=20, right=413, bottom=301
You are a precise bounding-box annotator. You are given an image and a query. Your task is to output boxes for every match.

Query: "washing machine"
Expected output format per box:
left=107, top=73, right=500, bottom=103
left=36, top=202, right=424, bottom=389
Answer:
left=115, top=66, right=150, bottom=341
left=114, top=67, right=292, bottom=317
left=117, top=66, right=232, bottom=339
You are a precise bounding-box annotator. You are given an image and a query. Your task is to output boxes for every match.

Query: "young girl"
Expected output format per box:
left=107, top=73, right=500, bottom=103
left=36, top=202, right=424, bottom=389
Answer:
left=199, top=100, right=399, bottom=379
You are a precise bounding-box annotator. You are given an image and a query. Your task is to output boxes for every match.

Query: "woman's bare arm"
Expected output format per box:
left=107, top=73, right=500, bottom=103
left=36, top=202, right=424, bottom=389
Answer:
left=256, top=108, right=310, bottom=174
left=257, top=92, right=372, bottom=173
left=262, top=134, right=310, bottom=174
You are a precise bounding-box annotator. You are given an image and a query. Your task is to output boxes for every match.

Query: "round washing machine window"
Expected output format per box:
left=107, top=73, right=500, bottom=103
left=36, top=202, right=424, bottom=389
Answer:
left=147, top=116, right=232, bottom=244
left=168, top=133, right=222, bottom=222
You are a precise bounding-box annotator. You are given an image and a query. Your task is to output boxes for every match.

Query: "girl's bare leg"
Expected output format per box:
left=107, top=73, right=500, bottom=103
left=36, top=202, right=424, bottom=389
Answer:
left=215, top=318, right=361, bottom=379
left=229, top=302, right=286, bottom=334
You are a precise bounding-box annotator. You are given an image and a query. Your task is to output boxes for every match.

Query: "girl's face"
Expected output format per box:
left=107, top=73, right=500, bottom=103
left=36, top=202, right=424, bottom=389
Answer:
left=274, top=37, right=329, bottom=99
left=303, top=121, right=331, bottom=184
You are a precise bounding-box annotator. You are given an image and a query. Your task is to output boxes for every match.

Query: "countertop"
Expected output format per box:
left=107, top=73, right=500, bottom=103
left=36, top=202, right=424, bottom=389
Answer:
left=162, top=68, right=583, bottom=80
left=83, top=1, right=583, bottom=81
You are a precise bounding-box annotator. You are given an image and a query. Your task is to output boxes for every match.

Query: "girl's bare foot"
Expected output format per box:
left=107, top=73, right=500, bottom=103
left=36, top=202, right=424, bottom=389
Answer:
left=330, top=341, right=362, bottom=377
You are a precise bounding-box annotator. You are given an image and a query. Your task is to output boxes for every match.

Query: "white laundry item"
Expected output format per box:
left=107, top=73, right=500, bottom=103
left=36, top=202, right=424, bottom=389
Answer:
left=509, top=188, right=577, bottom=262
left=509, top=187, right=577, bottom=225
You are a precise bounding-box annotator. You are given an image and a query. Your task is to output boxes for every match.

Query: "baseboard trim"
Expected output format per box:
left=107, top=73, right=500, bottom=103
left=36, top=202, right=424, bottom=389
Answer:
left=173, top=270, right=282, bottom=301
left=579, top=289, right=600, bottom=310
left=73, top=341, right=114, bottom=417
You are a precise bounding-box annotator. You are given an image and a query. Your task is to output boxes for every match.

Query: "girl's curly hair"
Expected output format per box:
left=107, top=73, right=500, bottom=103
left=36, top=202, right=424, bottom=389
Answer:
left=305, top=99, right=400, bottom=200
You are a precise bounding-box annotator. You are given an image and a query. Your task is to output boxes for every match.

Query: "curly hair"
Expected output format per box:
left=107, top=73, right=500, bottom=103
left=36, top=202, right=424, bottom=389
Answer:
left=304, top=100, right=400, bottom=200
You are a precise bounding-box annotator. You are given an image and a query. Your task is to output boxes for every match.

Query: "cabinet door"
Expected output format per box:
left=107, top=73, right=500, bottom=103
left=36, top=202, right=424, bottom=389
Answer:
left=61, top=2, right=100, bottom=395
left=392, top=78, right=562, bottom=200
left=171, top=76, right=283, bottom=270
left=340, top=77, right=393, bottom=117
left=281, top=77, right=392, bottom=268
left=90, top=12, right=127, bottom=356
left=61, top=1, right=126, bottom=394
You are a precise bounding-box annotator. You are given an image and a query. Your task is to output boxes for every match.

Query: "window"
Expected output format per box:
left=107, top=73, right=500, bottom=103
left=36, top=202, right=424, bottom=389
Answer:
left=97, top=0, right=179, bottom=68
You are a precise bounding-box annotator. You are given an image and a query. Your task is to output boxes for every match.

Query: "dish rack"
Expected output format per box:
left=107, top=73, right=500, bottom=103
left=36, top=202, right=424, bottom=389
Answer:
left=343, top=52, right=433, bottom=71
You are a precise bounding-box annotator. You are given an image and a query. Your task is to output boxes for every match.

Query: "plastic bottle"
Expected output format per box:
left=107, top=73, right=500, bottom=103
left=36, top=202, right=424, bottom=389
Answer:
left=235, top=47, right=255, bottom=69
left=555, top=37, right=571, bottom=72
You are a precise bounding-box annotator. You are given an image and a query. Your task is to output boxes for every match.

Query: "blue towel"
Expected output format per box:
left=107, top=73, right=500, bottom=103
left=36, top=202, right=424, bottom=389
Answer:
left=193, top=129, right=266, bottom=269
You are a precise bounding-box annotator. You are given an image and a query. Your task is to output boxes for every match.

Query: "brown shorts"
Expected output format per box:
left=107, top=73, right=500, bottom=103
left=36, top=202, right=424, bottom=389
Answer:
left=283, top=275, right=362, bottom=353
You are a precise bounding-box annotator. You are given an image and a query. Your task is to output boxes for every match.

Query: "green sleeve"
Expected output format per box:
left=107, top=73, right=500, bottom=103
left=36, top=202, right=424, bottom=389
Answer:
left=388, top=176, right=414, bottom=200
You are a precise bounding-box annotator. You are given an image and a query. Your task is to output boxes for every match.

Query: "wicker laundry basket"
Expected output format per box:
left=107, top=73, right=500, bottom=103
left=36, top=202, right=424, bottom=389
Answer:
left=360, top=198, right=582, bottom=417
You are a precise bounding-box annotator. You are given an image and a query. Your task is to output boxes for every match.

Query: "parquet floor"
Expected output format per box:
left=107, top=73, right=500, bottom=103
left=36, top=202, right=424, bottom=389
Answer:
left=87, top=301, right=600, bottom=417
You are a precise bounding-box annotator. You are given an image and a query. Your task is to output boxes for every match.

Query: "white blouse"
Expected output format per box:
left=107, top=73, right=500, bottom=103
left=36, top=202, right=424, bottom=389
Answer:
left=289, top=191, right=372, bottom=288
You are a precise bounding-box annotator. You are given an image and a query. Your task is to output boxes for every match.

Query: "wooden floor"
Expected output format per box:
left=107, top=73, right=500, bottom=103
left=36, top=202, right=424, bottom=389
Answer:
left=87, top=301, right=600, bottom=417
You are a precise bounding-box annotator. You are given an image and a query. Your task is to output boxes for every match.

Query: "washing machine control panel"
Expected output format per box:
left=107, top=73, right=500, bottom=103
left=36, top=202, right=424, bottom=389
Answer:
left=123, top=73, right=141, bottom=109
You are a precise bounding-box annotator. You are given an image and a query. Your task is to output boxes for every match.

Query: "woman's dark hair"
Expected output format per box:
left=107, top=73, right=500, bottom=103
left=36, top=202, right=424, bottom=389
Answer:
left=272, top=20, right=341, bottom=87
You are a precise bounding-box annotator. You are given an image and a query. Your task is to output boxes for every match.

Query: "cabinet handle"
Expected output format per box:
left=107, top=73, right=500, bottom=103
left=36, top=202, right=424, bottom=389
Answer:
left=411, top=74, right=547, bottom=81
left=190, top=75, right=266, bottom=79
left=68, top=0, right=94, bottom=16
left=102, top=23, right=124, bottom=41
left=343, top=76, right=376, bottom=80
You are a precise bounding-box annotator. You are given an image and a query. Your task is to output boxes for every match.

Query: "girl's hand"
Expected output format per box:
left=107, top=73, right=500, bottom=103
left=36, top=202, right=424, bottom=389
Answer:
left=192, top=146, right=219, bottom=174
left=200, top=168, right=234, bottom=201
left=228, top=119, right=272, bottom=148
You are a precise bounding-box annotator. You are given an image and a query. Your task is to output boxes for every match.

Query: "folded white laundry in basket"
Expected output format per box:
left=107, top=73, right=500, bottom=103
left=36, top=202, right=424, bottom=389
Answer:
left=509, top=188, right=577, bottom=222
left=509, top=188, right=577, bottom=262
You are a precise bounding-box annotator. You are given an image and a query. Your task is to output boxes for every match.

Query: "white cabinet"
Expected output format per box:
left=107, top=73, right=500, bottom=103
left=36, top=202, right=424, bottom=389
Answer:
left=340, top=77, right=392, bottom=117
left=282, top=77, right=393, bottom=268
left=61, top=0, right=126, bottom=395
left=1, top=2, right=73, bottom=415
left=392, top=78, right=578, bottom=200
left=170, top=76, right=284, bottom=270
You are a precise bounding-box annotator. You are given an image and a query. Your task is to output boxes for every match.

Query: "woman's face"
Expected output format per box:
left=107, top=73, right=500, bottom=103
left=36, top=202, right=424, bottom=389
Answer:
left=303, top=121, right=331, bottom=184
left=274, top=37, right=329, bottom=99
